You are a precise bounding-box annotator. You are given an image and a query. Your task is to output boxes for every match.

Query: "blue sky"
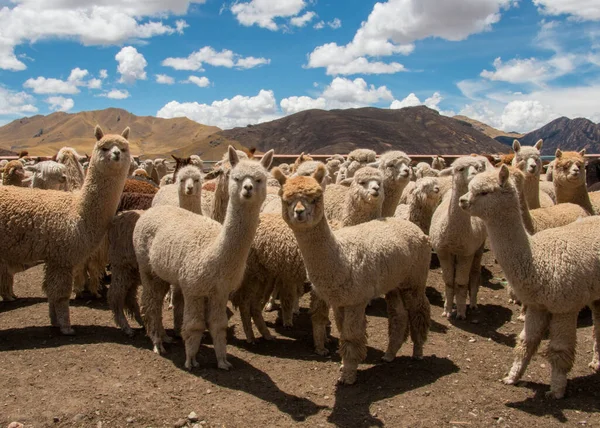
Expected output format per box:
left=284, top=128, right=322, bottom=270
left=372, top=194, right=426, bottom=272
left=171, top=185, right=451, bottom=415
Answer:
left=0, top=0, right=599, bottom=133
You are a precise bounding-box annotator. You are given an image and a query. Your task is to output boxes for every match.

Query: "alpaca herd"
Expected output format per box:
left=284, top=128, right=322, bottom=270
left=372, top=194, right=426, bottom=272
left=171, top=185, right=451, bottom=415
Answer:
left=1, top=126, right=600, bottom=400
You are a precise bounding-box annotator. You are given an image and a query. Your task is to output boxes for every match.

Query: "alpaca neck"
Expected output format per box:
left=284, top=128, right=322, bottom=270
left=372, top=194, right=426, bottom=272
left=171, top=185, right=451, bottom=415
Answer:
left=382, top=179, right=408, bottom=217
left=179, top=192, right=202, bottom=215
left=342, top=193, right=382, bottom=227
left=483, top=199, right=535, bottom=294
left=555, top=180, right=594, bottom=215
left=448, top=178, right=472, bottom=227
left=77, top=164, right=127, bottom=244
left=408, top=198, right=436, bottom=234
left=523, top=174, right=540, bottom=209
left=514, top=182, right=535, bottom=234
left=212, top=174, right=229, bottom=223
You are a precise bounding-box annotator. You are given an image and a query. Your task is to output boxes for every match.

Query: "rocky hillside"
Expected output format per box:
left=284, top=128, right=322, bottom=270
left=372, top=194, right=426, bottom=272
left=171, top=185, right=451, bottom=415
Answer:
left=453, top=115, right=523, bottom=146
left=520, top=117, right=600, bottom=155
left=189, top=106, right=510, bottom=156
left=0, top=108, right=225, bottom=158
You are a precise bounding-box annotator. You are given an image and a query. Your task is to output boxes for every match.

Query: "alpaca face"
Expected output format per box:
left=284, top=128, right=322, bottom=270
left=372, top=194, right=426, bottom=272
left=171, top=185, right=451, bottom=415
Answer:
left=459, top=166, right=514, bottom=219
left=282, top=189, right=323, bottom=230
left=452, top=157, right=487, bottom=185
left=93, top=136, right=131, bottom=174
left=414, top=177, right=441, bottom=205
left=177, top=166, right=202, bottom=196
left=555, top=152, right=585, bottom=187
left=377, top=152, right=411, bottom=185
left=352, top=167, right=383, bottom=203
left=515, top=147, right=542, bottom=177
left=226, top=147, right=273, bottom=206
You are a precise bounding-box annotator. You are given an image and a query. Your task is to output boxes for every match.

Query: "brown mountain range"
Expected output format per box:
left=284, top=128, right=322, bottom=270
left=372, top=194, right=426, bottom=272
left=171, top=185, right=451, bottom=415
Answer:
left=453, top=115, right=524, bottom=140
left=188, top=106, right=510, bottom=156
left=0, top=108, right=227, bottom=158
left=520, top=116, right=600, bottom=155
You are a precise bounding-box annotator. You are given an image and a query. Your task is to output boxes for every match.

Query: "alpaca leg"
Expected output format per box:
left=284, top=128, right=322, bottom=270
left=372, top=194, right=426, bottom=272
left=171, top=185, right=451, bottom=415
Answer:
left=72, top=263, right=86, bottom=298
left=437, top=250, right=455, bottom=318
left=165, top=285, right=174, bottom=310
left=250, top=302, right=274, bottom=341
left=124, top=278, right=143, bottom=328
left=382, top=289, right=409, bottom=362
left=278, top=279, right=296, bottom=328
left=172, top=285, right=184, bottom=338
left=503, top=307, right=550, bottom=385
left=402, top=288, right=431, bottom=359
left=239, top=300, right=256, bottom=344
left=546, top=311, right=578, bottom=399
left=589, top=300, right=600, bottom=371
left=182, top=295, right=206, bottom=370
left=140, top=269, right=170, bottom=354
left=310, top=291, right=330, bottom=356
left=43, top=264, right=75, bottom=335
left=337, top=304, right=368, bottom=385
left=207, top=295, right=232, bottom=370
left=0, top=264, right=16, bottom=301
left=108, top=266, right=135, bottom=336
left=294, top=282, right=304, bottom=315
left=468, top=245, right=484, bottom=310
left=454, top=254, right=475, bottom=320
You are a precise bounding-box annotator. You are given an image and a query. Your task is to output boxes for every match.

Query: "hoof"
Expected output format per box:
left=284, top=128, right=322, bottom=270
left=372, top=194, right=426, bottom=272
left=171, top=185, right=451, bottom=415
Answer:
left=60, top=327, right=75, bottom=336
left=441, top=310, right=452, bottom=319
left=162, top=334, right=174, bottom=344
left=455, top=314, right=466, bottom=321
left=153, top=343, right=166, bottom=355
left=381, top=354, right=395, bottom=363
left=315, top=348, right=329, bottom=357
left=545, top=390, right=565, bottom=399
left=263, top=334, right=275, bottom=342
left=502, top=376, right=517, bottom=385
left=337, top=373, right=357, bottom=385
left=217, top=360, right=233, bottom=371
left=185, top=358, right=199, bottom=370
left=469, top=304, right=478, bottom=311
left=1, top=295, right=16, bottom=302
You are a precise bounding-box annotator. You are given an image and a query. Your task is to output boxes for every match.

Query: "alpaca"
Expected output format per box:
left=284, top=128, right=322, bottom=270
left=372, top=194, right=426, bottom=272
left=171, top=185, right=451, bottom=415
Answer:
left=153, top=158, right=168, bottom=180
left=511, top=140, right=554, bottom=209
left=460, top=164, right=600, bottom=399
left=1, top=160, right=26, bottom=186
left=395, top=177, right=441, bottom=234
left=151, top=165, right=203, bottom=213
left=553, top=149, right=597, bottom=215
left=0, top=126, right=130, bottom=332
left=431, top=156, right=446, bottom=170
left=272, top=165, right=431, bottom=384
left=290, top=152, right=313, bottom=174
left=24, top=161, right=67, bottom=190
left=372, top=151, right=412, bottom=217
left=430, top=156, right=488, bottom=320
left=118, top=192, right=155, bottom=211
left=56, top=147, right=86, bottom=191
left=123, top=178, right=158, bottom=194
left=134, top=147, right=274, bottom=370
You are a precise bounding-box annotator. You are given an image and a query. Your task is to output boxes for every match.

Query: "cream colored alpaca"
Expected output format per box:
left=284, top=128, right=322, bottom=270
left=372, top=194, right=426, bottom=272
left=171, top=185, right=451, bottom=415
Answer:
left=0, top=126, right=130, bottom=333
left=272, top=165, right=431, bottom=385
left=430, top=156, right=487, bottom=320
left=511, top=140, right=554, bottom=208
left=372, top=151, right=412, bottom=217
left=460, top=165, right=600, bottom=399
left=134, top=147, right=274, bottom=370
left=553, top=149, right=598, bottom=215
left=395, top=177, right=441, bottom=234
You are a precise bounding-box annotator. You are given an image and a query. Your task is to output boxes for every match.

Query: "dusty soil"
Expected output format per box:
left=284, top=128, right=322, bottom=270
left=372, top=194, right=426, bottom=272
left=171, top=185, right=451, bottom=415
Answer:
left=1, top=252, right=599, bottom=428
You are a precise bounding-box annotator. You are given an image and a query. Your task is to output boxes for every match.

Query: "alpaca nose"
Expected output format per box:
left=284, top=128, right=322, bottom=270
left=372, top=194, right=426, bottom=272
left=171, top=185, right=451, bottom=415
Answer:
left=244, top=183, right=253, bottom=191
left=434, top=186, right=440, bottom=193
left=111, top=149, right=121, bottom=161
left=458, top=195, right=470, bottom=210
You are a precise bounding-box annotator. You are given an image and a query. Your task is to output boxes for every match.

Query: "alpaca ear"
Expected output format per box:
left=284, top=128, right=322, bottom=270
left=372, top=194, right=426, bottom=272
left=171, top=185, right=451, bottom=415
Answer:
left=271, top=167, right=287, bottom=186
left=228, top=145, right=239, bottom=168
left=172, top=155, right=181, bottom=162
left=260, top=149, right=274, bottom=170
left=512, top=140, right=521, bottom=153
left=248, top=147, right=257, bottom=159
left=534, top=139, right=543, bottom=151
left=94, top=125, right=104, bottom=141
left=438, top=167, right=453, bottom=177
left=367, top=161, right=380, bottom=168
left=204, top=168, right=223, bottom=181
left=499, top=164, right=510, bottom=186
left=579, top=149, right=586, bottom=157
left=339, top=178, right=353, bottom=187
left=313, top=164, right=326, bottom=184
left=121, top=127, right=130, bottom=140
left=556, top=149, right=563, bottom=158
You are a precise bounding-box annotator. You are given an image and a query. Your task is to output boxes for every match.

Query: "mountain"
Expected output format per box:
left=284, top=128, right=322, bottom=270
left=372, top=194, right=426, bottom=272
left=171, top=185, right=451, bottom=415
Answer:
left=187, top=106, right=510, bottom=156
left=520, top=117, right=600, bottom=155
left=0, top=108, right=226, bottom=158
left=0, top=148, right=16, bottom=156
left=453, top=115, right=524, bottom=146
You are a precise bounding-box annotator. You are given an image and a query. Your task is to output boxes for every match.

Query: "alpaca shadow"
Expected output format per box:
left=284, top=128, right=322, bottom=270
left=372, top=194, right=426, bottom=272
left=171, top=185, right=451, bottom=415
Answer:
left=480, top=266, right=503, bottom=291
left=0, top=297, right=47, bottom=313
left=328, top=355, right=459, bottom=427
left=429, top=252, right=440, bottom=269
left=505, top=374, right=600, bottom=423
left=448, top=304, right=516, bottom=347
left=70, top=296, right=111, bottom=311
left=577, top=306, right=593, bottom=329
left=365, top=287, right=444, bottom=317
left=165, top=346, right=327, bottom=421
left=426, top=286, right=444, bottom=307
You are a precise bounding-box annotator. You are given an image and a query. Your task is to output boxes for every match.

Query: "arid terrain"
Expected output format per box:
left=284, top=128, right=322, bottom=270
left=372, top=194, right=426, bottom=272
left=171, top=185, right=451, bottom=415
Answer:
left=1, top=251, right=599, bottom=428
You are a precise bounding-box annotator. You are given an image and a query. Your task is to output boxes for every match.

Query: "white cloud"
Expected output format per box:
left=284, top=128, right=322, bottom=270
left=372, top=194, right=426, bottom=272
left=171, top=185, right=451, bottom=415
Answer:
left=116, top=46, right=147, bottom=84
left=390, top=91, right=444, bottom=111
left=0, top=0, right=205, bottom=71
left=22, top=67, right=101, bottom=94
left=500, top=100, right=557, bottom=132
left=313, top=21, right=324, bottom=29
left=0, top=87, right=37, bottom=115
left=46, top=96, right=74, bottom=112
left=328, top=18, right=342, bottom=29
left=185, top=76, right=210, bottom=87
left=156, top=74, right=175, bottom=84
left=175, top=19, right=189, bottom=34
left=325, top=57, right=407, bottom=75
left=162, top=46, right=270, bottom=71
left=480, top=55, right=577, bottom=84
left=231, top=0, right=307, bottom=31
left=533, top=0, right=600, bottom=21
left=157, top=89, right=281, bottom=129
left=99, top=69, right=108, bottom=79
left=307, top=0, right=514, bottom=75
left=280, top=96, right=327, bottom=115
left=100, top=89, right=130, bottom=99
left=290, top=11, right=316, bottom=27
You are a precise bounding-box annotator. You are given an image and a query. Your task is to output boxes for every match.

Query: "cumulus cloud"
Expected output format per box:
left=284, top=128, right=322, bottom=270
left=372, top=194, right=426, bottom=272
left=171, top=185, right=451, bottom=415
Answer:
left=231, top=0, right=307, bottom=31
left=390, top=91, right=444, bottom=111
left=185, top=76, right=211, bottom=87
left=480, top=55, right=577, bottom=84
left=100, top=89, right=130, bottom=99
left=23, top=67, right=101, bottom=94
left=280, top=96, right=327, bottom=115
left=533, top=0, right=600, bottom=21
left=46, top=96, right=74, bottom=112
left=99, top=69, right=108, bottom=79
left=116, top=46, right=147, bottom=84
left=0, top=86, right=37, bottom=115
left=162, top=46, right=270, bottom=71
left=156, top=74, right=175, bottom=84
left=0, top=0, right=204, bottom=71
left=290, top=11, right=316, bottom=27
left=157, top=89, right=280, bottom=129
left=328, top=18, right=342, bottom=29
left=326, top=58, right=406, bottom=75
left=307, top=0, right=514, bottom=75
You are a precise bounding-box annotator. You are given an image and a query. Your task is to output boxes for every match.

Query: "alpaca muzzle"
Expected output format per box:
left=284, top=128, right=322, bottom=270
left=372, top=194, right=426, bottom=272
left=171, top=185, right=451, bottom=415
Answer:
left=458, top=195, right=471, bottom=210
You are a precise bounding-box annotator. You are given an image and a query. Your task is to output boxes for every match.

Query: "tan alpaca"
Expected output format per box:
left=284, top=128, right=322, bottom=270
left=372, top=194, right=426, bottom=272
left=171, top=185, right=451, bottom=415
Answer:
left=511, top=140, right=554, bottom=209
left=0, top=126, right=131, bottom=332
left=134, top=147, right=274, bottom=370
left=395, top=177, right=442, bottom=235
left=553, top=149, right=598, bottom=215
left=460, top=165, right=600, bottom=399
left=272, top=165, right=431, bottom=385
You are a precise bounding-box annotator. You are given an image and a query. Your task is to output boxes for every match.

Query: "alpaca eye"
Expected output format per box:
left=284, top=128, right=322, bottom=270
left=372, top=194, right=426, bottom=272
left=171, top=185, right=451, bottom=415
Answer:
left=480, top=192, right=489, bottom=196
left=457, top=167, right=464, bottom=172
left=256, top=179, right=262, bottom=183
left=101, top=147, right=109, bottom=152
left=121, top=148, right=128, bottom=152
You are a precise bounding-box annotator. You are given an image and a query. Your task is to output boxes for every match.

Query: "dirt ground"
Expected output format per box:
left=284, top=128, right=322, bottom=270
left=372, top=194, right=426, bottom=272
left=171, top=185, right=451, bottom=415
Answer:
left=1, top=251, right=599, bottom=428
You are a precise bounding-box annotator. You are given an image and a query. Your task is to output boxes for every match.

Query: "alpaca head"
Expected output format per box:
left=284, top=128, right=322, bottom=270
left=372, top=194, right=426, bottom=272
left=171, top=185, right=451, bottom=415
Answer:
left=294, top=160, right=327, bottom=181
left=176, top=165, right=202, bottom=196
left=340, top=166, right=383, bottom=206
left=508, top=161, right=527, bottom=194
left=443, top=156, right=488, bottom=185
left=273, top=164, right=327, bottom=231
left=459, top=165, right=517, bottom=220
left=91, top=125, right=131, bottom=175
left=412, top=177, right=441, bottom=206
left=189, top=155, right=203, bottom=170
left=512, top=139, right=543, bottom=177
left=432, top=156, right=446, bottom=170
left=227, top=146, right=274, bottom=206
left=2, top=160, right=26, bottom=184
left=371, top=150, right=411, bottom=189
left=554, top=149, right=586, bottom=188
